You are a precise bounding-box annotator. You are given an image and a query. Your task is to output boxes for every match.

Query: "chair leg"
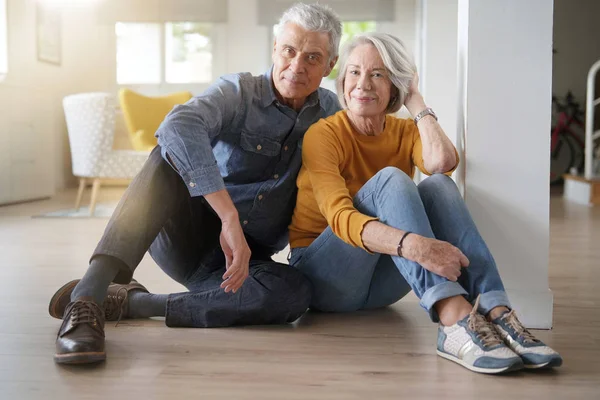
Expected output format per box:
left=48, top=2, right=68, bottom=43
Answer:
left=75, top=178, right=86, bottom=210
left=89, top=178, right=101, bottom=216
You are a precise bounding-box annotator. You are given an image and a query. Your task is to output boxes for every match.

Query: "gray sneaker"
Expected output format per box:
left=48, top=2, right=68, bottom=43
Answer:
left=492, top=310, right=563, bottom=369
left=437, top=296, right=524, bottom=374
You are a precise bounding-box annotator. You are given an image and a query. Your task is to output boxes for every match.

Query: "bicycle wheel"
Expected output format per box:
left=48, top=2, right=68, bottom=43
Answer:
left=550, top=133, right=575, bottom=184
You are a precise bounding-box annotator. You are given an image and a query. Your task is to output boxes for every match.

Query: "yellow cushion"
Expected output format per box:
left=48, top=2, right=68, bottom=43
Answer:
left=118, top=89, right=193, bottom=151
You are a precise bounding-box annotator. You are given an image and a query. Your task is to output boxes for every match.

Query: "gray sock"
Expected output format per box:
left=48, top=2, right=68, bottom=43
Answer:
left=127, top=292, right=168, bottom=318
left=71, top=256, right=123, bottom=305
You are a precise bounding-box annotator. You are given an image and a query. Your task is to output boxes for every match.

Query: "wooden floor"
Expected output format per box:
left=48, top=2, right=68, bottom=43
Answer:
left=0, top=187, right=599, bottom=399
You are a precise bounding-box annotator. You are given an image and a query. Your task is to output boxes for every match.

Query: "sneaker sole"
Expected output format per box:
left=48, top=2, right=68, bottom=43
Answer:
left=437, top=350, right=524, bottom=374
left=54, top=351, right=106, bottom=365
left=48, top=280, right=80, bottom=319
left=524, top=357, right=563, bottom=369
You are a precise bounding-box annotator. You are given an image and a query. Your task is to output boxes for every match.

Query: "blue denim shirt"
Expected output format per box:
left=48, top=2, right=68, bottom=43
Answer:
left=156, top=68, right=341, bottom=252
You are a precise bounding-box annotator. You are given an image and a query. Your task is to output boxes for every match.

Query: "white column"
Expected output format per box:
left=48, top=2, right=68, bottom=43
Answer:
left=457, top=0, right=554, bottom=328
left=419, top=0, right=458, bottom=145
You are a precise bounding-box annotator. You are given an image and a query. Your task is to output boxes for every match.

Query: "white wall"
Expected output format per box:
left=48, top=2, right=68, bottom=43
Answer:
left=552, top=0, right=600, bottom=106
left=0, top=1, right=113, bottom=203
left=419, top=0, right=458, bottom=145
left=458, top=0, right=554, bottom=328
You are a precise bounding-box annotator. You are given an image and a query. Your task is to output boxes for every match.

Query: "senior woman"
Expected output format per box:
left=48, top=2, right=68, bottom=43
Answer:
left=288, top=33, right=562, bottom=375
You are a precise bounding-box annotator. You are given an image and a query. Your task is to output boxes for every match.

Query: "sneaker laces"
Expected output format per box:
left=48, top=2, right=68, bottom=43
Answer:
left=467, top=295, right=503, bottom=348
left=68, top=301, right=103, bottom=327
left=104, top=287, right=128, bottom=327
left=500, top=310, right=540, bottom=344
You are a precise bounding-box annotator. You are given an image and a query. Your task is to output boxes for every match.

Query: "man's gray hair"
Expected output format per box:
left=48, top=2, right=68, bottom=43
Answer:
left=274, top=3, right=342, bottom=62
left=336, top=33, right=417, bottom=114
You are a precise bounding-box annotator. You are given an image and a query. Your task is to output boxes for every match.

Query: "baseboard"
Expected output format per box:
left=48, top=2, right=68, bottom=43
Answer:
left=505, top=288, right=553, bottom=329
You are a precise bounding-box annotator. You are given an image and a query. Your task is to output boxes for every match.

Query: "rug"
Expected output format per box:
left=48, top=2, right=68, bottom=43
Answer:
left=33, top=203, right=117, bottom=219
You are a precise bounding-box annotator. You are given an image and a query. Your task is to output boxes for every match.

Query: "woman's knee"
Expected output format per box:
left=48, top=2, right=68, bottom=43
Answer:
left=374, top=167, right=414, bottom=188
left=360, top=167, right=418, bottom=201
left=418, top=173, right=459, bottom=198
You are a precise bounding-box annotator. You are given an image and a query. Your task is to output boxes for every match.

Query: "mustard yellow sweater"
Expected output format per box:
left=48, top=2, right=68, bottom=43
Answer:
left=289, top=110, right=457, bottom=250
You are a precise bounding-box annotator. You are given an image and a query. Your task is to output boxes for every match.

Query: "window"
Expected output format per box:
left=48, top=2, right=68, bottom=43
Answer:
left=165, top=23, right=212, bottom=84
left=116, top=22, right=213, bottom=85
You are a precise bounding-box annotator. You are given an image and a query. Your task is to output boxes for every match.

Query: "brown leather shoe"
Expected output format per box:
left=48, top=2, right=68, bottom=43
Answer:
left=54, top=298, right=106, bottom=364
left=48, top=279, right=149, bottom=321
left=104, top=280, right=149, bottom=321
left=48, top=279, right=79, bottom=319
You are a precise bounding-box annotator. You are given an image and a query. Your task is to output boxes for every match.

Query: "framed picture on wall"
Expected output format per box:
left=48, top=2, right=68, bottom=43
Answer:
left=36, top=3, right=62, bottom=65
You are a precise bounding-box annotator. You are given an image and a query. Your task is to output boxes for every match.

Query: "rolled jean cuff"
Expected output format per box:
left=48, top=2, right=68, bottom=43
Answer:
left=420, top=281, right=469, bottom=323
left=476, top=290, right=511, bottom=316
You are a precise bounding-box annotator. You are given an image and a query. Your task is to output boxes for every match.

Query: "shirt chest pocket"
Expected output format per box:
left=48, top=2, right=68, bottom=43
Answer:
left=226, top=131, right=282, bottom=181
left=240, top=131, right=281, bottom=156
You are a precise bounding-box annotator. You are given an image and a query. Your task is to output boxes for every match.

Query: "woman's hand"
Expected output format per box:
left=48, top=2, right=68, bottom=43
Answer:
left=404, top=73, right=426, bottom=115
left=403, top=234, right=470, bottom=281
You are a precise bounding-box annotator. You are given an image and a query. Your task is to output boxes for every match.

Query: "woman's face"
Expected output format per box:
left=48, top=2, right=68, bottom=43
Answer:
left=343, top=44, right=392, bottom=119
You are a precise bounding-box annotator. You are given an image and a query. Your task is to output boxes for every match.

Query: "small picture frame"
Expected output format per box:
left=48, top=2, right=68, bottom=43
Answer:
left=36, top=3, right=62, bottom=65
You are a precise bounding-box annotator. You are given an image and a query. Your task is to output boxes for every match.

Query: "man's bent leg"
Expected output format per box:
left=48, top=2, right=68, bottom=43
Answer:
left=54, top=146, right=191, bottom=364
left=165, top=261, right=311, bottom=328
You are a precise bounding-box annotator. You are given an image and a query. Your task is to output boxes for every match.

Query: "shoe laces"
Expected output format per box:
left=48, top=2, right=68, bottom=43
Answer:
left=69, top=301, right=103, bottom=328
left=500, top=310, right=540, bottom=344
left=104, top=287, right=128, bottom=327
left=467, top=295, right=503, bottom=348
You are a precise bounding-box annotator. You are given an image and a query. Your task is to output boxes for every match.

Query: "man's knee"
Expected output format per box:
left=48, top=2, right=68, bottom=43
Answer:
left=250, top=264, right=312, bottom=321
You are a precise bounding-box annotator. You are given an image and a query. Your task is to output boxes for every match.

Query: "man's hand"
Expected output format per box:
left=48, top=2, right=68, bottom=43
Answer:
left=403, top=235, right=469, bottom=282
left=219, top=217, right=251, bottom=293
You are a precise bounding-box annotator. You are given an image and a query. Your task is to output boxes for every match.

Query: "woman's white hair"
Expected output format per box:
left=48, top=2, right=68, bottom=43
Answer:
left=274, top=3, right=342, bottom=62
left=336, top=33, right=416, bottom=114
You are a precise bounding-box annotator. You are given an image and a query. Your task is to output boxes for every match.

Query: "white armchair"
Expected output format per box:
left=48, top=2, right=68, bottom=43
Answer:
left=63, top=92, right=151, bottom=215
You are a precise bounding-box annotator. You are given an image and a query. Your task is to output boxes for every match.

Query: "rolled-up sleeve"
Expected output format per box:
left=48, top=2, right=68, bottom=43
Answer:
left=156, top=75, right=243, bottom=197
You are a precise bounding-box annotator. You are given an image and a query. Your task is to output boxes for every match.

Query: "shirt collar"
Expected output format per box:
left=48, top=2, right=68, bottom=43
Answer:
left=261, top=66, right=320, bottom=110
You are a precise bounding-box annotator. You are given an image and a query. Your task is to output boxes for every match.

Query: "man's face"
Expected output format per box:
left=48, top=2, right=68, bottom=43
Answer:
left=271, top=23, right=337, bottom=109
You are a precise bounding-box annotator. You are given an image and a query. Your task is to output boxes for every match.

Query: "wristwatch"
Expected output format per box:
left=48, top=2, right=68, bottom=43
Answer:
left=414, top=107, right=438, bottom=125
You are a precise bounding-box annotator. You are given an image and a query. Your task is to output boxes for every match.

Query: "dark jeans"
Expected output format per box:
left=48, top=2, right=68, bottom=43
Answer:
left=92, top=146, right=311, bottom=328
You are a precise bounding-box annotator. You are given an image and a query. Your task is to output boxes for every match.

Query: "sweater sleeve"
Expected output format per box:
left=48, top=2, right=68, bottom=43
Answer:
left=302, top=123, right=378, bottom=250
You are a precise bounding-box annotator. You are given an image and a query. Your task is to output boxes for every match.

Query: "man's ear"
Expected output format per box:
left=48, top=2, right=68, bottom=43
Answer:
left=324, top=56, right=339, bottom=77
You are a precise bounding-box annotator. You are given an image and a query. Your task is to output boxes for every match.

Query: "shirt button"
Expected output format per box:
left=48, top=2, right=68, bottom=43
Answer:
left=256, top=145, right=262, bottom=151
left=273, top=174, right=279, bottom=179
left=258, top=194, right=264, bottom=200
left=189, top=182, right=196, bottom=188
left=243, top=220, right=248, bottom=225
left=284, top=146, right=289, bottom=151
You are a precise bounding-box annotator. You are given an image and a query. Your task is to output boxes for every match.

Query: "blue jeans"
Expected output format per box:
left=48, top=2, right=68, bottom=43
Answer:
left=289, top=167, right=510, bottom=322
left=93, top=146, right=311, bottom=328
